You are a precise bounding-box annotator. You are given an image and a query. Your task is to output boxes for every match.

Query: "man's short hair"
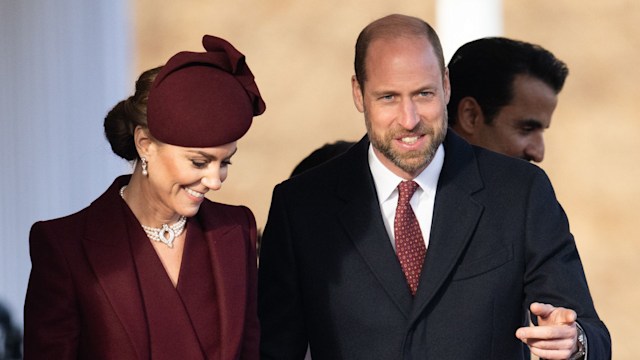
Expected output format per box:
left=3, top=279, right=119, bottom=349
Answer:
left=447, top=37, right=568, bottom=126
left=354, top=14, right=446, bottom=91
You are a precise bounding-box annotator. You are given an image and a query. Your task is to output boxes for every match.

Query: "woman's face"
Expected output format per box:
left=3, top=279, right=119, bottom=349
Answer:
left=145, top=140, right=237, bottom=219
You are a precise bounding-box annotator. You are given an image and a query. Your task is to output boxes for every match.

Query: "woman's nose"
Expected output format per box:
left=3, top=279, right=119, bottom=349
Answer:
left=201, top=171, right=222, bottom=191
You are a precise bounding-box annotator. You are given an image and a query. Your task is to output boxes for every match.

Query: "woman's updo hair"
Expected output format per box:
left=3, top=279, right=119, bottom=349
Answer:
left=104, top=66, right=162, bottom=160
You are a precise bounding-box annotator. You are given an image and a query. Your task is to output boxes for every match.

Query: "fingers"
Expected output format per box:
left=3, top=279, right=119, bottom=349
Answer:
left=530, top=302, right=577, bottom=325
left=516, top=307, right=579, bottom=360
left=515, top=322, right=576, bottom=341
left=529, top=302, right=555, bottom=318
left=528, top=346, right=576, bottom=360
left=516, top=331, right=577, bottom=360
left=516, top=323, right=578, bottom=359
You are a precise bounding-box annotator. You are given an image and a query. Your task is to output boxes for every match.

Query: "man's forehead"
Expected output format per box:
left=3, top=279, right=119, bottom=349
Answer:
left=365, top=35, right=443, bottom=74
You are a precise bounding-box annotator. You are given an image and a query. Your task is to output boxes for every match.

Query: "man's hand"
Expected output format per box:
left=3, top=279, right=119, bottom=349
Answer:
left=515, top=302, right=579, bottom=359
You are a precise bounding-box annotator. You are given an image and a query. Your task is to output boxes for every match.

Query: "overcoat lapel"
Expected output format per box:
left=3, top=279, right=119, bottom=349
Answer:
left=410, top=133, right=484, bottom=323
left=198, top=202, right=247, bottom=359
left=337, top=138, right=414, bottom=317
left=82, top=176, right=149, bottom=359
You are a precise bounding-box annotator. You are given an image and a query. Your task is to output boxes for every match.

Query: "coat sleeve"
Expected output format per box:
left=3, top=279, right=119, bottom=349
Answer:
left=240, top=205, right=261, bottom=360
left=258, top=185, right=309, bottom=359
left=24, top=221, right=80, bottom=359
left=523, top=170, right=611, bottom=359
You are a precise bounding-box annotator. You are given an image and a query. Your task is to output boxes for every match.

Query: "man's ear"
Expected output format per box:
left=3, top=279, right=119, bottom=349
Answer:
left=351, top=75, right=365, bottom=113
left=455, top=97, right=485, bottom=136
left=134, top=126, right=155, bottom=158
left=443, top=67, right=451, bottom=104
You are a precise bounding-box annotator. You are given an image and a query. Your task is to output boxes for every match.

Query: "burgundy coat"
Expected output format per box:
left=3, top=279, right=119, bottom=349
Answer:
left=24, top=176, right=259, bottom=359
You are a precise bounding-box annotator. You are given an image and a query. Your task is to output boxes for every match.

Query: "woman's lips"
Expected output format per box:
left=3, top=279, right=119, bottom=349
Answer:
left=184, top=187, right=205, bottom=200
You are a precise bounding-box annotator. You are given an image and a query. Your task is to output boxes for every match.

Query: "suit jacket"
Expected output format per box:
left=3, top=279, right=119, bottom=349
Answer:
left=24, top=176, right=259, bottom=360
left=258, top=133, right=611, bottom=359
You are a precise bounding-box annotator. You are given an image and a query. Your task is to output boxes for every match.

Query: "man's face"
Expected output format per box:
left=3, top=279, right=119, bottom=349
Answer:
left=352, top=36, right=450, bottom=179
left=474, top=74, right=558, bottom=163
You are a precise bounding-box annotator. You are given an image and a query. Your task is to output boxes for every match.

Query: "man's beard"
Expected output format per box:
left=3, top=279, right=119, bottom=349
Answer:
left=366, top=111, right=447, bottom=176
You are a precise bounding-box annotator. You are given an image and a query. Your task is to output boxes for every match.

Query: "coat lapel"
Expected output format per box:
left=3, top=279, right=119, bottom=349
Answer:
left=198, top=202, right=247, bottom=359
left=337, top=137, right=414, bottom=317
left=82, top=176, right=149, bottom=360
left=409, top=132, right=484, bottom=323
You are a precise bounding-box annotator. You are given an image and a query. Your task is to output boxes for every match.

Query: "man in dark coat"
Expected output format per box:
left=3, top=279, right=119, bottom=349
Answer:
left=258, top=14, right=610, bottom=360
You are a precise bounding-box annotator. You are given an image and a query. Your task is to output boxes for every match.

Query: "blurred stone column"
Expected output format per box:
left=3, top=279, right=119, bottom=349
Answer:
left=436, top=0, right=503, bottom=62
left=0, top=0, right=131, bottom=328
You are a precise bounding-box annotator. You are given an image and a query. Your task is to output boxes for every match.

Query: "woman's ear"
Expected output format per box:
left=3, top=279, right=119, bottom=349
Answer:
left=134, top=126, right=155, bottom=158
left=455, top=96, right=485, bottom=136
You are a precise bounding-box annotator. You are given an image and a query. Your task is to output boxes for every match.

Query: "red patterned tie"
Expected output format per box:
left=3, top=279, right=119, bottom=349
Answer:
left=394, top=181, right=426, bottom=296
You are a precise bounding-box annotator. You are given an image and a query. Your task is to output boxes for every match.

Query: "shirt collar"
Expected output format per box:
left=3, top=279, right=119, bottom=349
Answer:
left=368, top=143, right=445, bottom=203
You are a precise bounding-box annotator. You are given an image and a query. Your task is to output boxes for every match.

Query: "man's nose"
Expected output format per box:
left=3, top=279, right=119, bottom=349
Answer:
left=525, top=135, right=545, bottom=163
left=398, top=99, right=420, bottom=130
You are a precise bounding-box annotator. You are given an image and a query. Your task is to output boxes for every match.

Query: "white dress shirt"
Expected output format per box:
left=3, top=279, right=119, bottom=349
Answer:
left=368, top=143, right=445, bottom=251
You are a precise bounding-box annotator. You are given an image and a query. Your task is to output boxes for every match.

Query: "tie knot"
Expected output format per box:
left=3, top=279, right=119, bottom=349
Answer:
left=398, top=181, right=419, bottom=203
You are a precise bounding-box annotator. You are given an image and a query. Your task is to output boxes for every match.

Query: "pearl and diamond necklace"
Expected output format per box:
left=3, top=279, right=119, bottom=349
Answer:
left=119, top=186, right=186, bottom=248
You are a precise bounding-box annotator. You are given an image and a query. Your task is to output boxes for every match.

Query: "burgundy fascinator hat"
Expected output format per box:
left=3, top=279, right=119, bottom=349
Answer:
left=147, top=35, right=266, bottom=147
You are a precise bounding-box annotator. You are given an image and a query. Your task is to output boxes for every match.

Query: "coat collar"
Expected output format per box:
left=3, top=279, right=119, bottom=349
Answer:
left=83, top=176, right=251, bottom=359
left=335, top=132, right=485, bottom=319
left=409, top=131, right=484, bottom=323
left=336, top=137, right=414, bottom=316
left=196, top=200, right=250, bottom=359
left=83, top=175, right=150, bottom=359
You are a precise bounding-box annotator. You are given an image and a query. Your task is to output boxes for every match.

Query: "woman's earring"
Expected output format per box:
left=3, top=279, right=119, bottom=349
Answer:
left=141, top=157, right=148, bottom=177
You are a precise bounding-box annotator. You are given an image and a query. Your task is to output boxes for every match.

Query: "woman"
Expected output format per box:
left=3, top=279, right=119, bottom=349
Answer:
left=24, top=35, right=265, bottom=359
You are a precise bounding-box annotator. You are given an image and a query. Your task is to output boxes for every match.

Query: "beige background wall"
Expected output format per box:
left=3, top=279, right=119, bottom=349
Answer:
left=135, top=1, right=639, bottom=357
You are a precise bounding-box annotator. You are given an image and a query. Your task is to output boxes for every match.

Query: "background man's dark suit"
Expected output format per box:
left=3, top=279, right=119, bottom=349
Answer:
left=258, top=132, right=610, bottom=359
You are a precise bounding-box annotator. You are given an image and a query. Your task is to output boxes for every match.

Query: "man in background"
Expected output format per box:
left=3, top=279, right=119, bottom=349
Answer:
left=289, top=141, right=355, bottom=178
left=447, top=37, right=568, bottom=163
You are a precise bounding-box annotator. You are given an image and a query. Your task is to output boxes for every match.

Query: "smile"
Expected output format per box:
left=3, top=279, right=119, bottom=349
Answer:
left=184, top=187, right=205, bottom=198
left=400, top=136, right=419, bottom=144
